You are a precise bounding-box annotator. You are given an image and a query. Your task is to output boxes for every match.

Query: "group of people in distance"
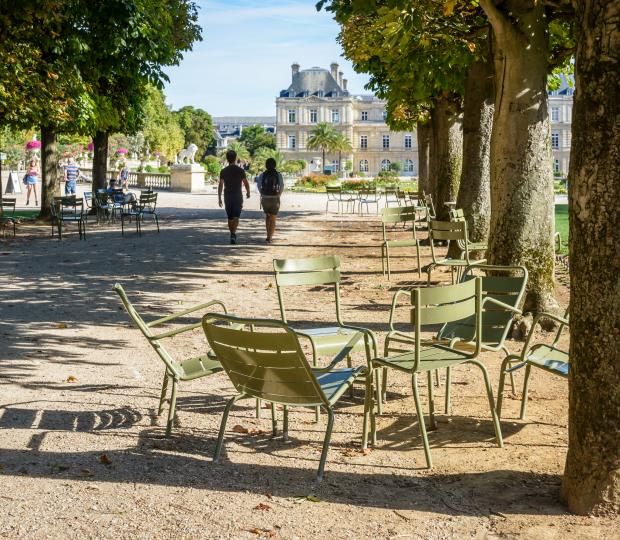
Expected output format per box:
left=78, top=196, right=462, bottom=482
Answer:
left=22, top=156, right=87, bottom=206
left=218, top=149, right=284, bottom=245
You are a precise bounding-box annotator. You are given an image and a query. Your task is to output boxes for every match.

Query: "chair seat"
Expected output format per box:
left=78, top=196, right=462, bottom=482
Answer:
left=373, top=343, right=472, bottom=373
left=313, top=367, right=366, bottom=405
left=434, top=258, right=487, bottom=267
left=526, top=345, right=569, bottom=377
left=468, top=242, right=488, bottom=251
left=384, top=239, right=420, bottom=248
left=178, top=355, right=223, bottom=380
left=60, top=215, right=84, bottom=222
left=293, top=326, right=366, bottom=356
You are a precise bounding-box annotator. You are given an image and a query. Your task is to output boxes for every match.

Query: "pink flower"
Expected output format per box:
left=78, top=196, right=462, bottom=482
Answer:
left=87, top=142, right=94, bottom=151
left=116, top=147, right=128, bottom=154
left=26, top=140, right=41, bottom=150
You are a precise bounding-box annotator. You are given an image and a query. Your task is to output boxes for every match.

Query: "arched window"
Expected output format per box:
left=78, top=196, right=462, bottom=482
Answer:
left=403, top=159, right=414, bottom=173
left=359, top=159, right=369, bottom=172
left=381, top=159, right=391, bottom=172
left=553, top=159, right=561, bottom=174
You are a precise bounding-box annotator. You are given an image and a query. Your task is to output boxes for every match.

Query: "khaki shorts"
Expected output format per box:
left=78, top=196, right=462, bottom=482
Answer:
left=261, top=196, right=280, bottom=215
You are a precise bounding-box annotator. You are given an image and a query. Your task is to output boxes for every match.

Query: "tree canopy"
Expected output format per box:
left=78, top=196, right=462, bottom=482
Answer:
left=238, top=125, right=276, bottom=156
left=173, top=106, right=215, bottom=161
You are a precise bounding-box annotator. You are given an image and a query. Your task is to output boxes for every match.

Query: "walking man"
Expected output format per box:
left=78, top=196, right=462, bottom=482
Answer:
left=218, top=149, right=250, bottom=244
left=64, top=156, right=80, bottom=196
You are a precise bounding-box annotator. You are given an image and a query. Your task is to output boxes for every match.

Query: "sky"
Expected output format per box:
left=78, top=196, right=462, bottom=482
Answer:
left=163, top=0, right=370, bottom=117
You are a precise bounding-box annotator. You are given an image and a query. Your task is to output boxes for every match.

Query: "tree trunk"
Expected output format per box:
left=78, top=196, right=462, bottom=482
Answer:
left=429, top=95, right=463, bottom=221
left=480, top=0, right=556, bottom=313
left=561, top=0, right=620, bottom=515
left=417, top=121, right=431, bottom=199
left=39, top=125, right=58, bottom=220
left=456, top=54, right=494, bottom=245
left=91, top=130, right=108, bottom=191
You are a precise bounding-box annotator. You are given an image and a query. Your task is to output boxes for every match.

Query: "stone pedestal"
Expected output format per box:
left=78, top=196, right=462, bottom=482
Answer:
left=170, top=163, right=206, bottom=192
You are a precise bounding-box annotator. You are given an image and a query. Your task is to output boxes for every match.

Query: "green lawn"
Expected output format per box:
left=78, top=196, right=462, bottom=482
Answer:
left=555, top=204, right=569, bottom=254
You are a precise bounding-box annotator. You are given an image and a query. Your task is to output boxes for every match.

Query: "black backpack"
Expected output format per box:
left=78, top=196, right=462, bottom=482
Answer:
left=261, top=169, right=280, bottom=196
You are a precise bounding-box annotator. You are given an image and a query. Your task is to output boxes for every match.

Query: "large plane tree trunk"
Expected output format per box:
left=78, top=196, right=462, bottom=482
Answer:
left=456, top=53, right=494, bottom=245
left=429, top=95, right=463, bottom=221
left=480, top=0, right=556, bottom=312
left=417, top=121, right=431, bottom=199
left=40, top=125, right=59, bottom=220
left=561, top=0, right=620, bottom=515
left=91, top=130, right=108, bottom=191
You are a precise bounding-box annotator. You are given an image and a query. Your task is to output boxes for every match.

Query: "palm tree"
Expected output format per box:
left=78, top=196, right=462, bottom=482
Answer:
left=331, top=133, right=353, bottom=177
left=306, top=123, right=337, bottom=174
left=251, top=147, right=284, bottom=175
left=218, top=140, right=250, bottom=164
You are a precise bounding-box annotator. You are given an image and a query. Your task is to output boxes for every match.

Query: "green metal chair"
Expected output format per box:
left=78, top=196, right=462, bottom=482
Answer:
left=497, top=309, right=569, bottom=419
left=369, top=278, right=503, bottom=468
left=427, top=220, right=486, bottom=284
left=383, top=186, right=400, bottom=207
left=380, top=206, right=422, bottom=281
left=449, top=208, right=488, bottom=252
left=356, top=186, right=380, bottom=214
left=0, top=198, right=16, bottom=237
left=273, top=255, right=379, bottom=418
left=51, top=196, right=87, bottom=240
left=423, top=193, right=436, bottom=220
left=202, top=313, right=372, bottom=481
left=114, top=283, right=226, bottom=436
left=384, top=265, right=528, bottom=412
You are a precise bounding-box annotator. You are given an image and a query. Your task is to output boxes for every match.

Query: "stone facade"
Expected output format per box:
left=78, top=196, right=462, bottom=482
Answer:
left=548, top=86, right=573, bottom=177
left=276, top=63, right=418, bottom=176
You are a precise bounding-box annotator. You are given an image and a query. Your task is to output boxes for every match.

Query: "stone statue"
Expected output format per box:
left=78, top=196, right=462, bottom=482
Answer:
left=176, top=143, right=198, bottom=164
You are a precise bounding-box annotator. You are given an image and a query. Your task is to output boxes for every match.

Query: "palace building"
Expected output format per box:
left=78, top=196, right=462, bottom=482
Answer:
left=275, top=63, right=419, bottom=176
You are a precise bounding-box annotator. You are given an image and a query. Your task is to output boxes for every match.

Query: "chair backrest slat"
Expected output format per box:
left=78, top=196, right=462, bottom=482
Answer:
left=203, top=315, right=326, bottom=405
left=381, top=206, right=419, bottom=224
left=274, top=254, right=339, bottom=273
left=276, top=268, right=340, bottom=287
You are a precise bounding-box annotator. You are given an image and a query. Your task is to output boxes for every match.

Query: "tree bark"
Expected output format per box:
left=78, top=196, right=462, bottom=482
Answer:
left=561, top=0, right=620, bottom=516
left=91, top=130, right=108, bottom=191
left=480, top=0, right=556, bottom=312
left=429, top=95, right=463, bottom=221
left=417, top=121, right=431, bottom=199
left=456, top=54, right=494, bottom=245
left=40, top=125, right=58, bottom=220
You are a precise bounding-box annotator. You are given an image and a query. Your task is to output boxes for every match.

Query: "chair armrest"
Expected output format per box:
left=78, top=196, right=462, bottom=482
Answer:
left=313, top=331, right=366, bottom=373
left=147, top=300, right=228, bottom=328
left=481, top=296, right=522, bottom=314
left=388, top=289, right=413, bottom=332
left=517, top=311, right=570, bottom=362
left=339, top=324, right=378, bottom=356
left=149, top=321, right=204, bottom=340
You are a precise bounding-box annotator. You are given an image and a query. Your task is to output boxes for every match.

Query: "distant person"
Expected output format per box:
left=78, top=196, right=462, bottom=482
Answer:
left=218, top=149, right=250, bottom=244
left=257, top=157, right=284, bottom=243
left=64, top=157, right=80, bottom=196
left=23, top=159, right=39, bottom=206
left=117, top=161, right=130, bottom=190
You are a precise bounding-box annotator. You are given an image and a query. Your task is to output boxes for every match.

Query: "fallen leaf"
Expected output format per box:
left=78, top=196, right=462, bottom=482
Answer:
left=56, top=322, right=68, bottom=329
left=99, top=453, right=112, bottom=465
left=294, top=494, right=321, bottom=503
left=265, top=492, right=273, bottom=500
left=253, top=503, right=271, bottom=511
left=79, top=468, right=94, bottom=477
left=217, top=279, right=228, bottom=283
left=232, top=425, right=249, bottom=434
left=66, top=375, right=78, bottom=383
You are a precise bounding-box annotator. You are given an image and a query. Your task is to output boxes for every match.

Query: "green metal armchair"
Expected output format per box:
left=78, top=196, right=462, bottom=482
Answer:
left=202, top=313, right=372, bottom=481
left=497, top=309, right=569, bottom=419
left=380, top=206, right=422, bottom=280
left=369, top=278, right=503, bottom=468
left=114, top=283, right=226, bottom=436
left=273, top=255, right=379, bottom=418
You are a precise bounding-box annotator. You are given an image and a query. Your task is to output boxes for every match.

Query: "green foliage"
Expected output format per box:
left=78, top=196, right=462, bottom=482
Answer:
left=390, top=161, right=402, bottom=172
left=294, top=175, right=334, bottom=190
left=173, top=106, right=215, bottom=161
left=377, top=170, right=399, bottom=181
left=203, top=155, right=221, bottom=178
left=281, top=159, right=306, bottom=175
left=218, top=141, right=250, bottom=163
left=238, top=125, right=276, bottom=156
left=250, top=147, right=284, bottom=175
left=555, top=204, right=569, bottom=254
left=142, top=86, right=184, bottom=161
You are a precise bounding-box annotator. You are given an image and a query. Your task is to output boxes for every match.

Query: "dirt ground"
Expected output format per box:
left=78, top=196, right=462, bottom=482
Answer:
left=0, top=189, right=617, bottom=539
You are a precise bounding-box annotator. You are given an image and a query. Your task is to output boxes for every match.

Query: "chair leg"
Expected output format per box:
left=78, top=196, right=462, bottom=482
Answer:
left=256, top=398, right=262, bottom=419
left=416, top=244, right=422, bottom=278
left=158, top=371, right=169, bottom=415
left=381, top=244, right=386, bottom=276
left=271, top=402, right=278, bottom=436
left=282, top=406, right=289, bottom=441
left=154, top=213, right=160, bottom=233
left=471, top=360, right=504, bottom=448
left=386, top=245, right=391, bottom=280
left=362, top=369, right=372, bottom=449
left=381, top=366, right=388, bottom=403
left=213, top=393, right=245, bottom=462
left=165, top=378, right=178, bottom=437
left=412, top=373, right=432, bottom=468
left=444, top=367, right=452, bottom=414
left=434, top=369, right=440, bottom=387
left=520, top=364, right=533, bottom=419
left=317, top=409, right=335, bottom=482
left=427, top=371, right=437, bottom=430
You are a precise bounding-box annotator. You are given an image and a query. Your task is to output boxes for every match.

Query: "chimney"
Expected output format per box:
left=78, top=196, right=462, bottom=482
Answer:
left=338, top=71, right=344, bottom=88
left=342, top=78, right=348, bottom=91
left=330, top=62, right=339, bottom=80
left=291, top=63, right=300, bottom=77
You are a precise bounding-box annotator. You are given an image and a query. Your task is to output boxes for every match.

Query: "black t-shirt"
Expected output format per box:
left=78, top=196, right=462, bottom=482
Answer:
left=220, top=164, right=246, bottom=197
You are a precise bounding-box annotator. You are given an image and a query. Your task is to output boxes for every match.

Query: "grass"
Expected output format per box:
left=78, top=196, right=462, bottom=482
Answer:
left=555, top=204, right=569, bottom=254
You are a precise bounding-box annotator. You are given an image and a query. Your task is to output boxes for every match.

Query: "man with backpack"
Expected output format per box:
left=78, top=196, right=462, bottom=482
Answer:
left=257, top=157, right=284, bottom=243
